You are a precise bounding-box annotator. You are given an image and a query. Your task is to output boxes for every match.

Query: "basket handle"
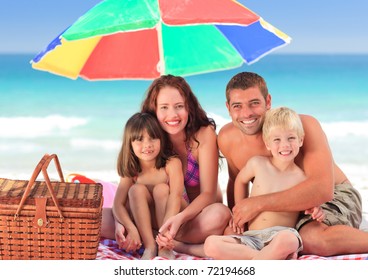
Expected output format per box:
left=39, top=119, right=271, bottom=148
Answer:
left=14, top=154, right=65, bottom=221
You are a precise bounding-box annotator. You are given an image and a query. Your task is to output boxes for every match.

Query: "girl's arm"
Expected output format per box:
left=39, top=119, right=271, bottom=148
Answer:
left=163, top=157, right=185, bottom=222
left=112, top=176, right=141, bottom=251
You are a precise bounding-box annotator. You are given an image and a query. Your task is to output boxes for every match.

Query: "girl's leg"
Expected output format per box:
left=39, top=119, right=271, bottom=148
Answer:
left=152, top=183, right=176, bottom=259
left=253, top=230, right=299, bottom=260
left=204, top=235, right=258, bottom=260
left=152, top=183, right=170, bottom=227
left=129, top=183, right=156, bottom=260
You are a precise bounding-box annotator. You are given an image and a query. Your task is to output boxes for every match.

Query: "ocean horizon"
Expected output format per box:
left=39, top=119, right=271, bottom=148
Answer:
left=1, top=54, right=367, bottom=217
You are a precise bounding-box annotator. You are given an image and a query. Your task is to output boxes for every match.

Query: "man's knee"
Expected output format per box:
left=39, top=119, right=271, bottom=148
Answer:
left=299, top=222, right=330, bottom=256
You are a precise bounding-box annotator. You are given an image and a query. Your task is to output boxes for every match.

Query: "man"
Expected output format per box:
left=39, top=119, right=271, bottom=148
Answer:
left=218, top=72, right=367, bottom=256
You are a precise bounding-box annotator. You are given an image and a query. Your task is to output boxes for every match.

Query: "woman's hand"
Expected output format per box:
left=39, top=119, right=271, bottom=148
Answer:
left=156, top=212, right=184, bottom=247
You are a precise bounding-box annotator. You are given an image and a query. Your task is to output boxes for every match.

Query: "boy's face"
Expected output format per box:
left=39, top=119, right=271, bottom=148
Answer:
left=264, top=126, right=303, bottom=162
left=226, top=87, right=271, bottom=136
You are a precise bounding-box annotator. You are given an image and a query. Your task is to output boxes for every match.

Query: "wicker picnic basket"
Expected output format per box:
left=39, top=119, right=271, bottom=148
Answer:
left=0, top=154, right=103, bottom=260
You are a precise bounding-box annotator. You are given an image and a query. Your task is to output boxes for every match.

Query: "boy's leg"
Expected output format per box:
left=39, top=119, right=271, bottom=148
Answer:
left=204, top=235, right=258, bottom=260
left=253, top=230, right=299, bottom=260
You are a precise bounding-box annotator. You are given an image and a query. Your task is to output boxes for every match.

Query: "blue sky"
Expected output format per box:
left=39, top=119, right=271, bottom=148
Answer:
left=1, top=0, right=368, bottom=54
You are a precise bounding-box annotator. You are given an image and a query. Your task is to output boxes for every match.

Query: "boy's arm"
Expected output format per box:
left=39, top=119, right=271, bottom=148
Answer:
left=234, top=159, right=255, bottom=205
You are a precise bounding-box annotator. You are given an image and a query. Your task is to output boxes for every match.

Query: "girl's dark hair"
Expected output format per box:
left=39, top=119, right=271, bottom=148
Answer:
left=117, top=112, right=173, bottom=178
left=141, top=74, right=215, bottom=148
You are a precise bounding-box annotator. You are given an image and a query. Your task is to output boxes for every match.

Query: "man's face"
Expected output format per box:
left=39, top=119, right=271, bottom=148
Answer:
left=226, top=87, right=271, bottom=136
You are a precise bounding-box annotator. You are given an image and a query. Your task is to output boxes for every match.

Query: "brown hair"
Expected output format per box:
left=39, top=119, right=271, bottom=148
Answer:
left=117, top=112, right=173, bottom=178
left=225, top=72, right=269, bottom=103
left=141, top=74, right=215, bottom=147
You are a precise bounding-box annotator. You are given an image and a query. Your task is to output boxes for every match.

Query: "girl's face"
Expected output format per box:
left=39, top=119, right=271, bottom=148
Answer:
left=131, top=129, right=161, bottom=162
left=155, top=86, right=188, bottom=136
left=264, top=127, right=303, bottom=162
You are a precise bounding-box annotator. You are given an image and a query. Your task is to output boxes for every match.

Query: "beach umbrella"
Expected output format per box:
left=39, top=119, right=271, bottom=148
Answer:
left=31, top=0, right=291, bottom=80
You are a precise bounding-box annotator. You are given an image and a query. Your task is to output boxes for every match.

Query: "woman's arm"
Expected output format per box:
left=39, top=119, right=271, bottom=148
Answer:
left=163, top=157, right=185, bottom=223
left=178, top=126, right=219, bottom=223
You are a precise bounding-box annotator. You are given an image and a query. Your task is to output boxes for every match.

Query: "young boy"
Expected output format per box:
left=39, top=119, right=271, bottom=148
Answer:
left=204, top=107, right=324, bottom=260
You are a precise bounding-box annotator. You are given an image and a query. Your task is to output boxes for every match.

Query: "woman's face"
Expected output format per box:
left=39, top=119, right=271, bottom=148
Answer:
left=155, top=86, right=188, bottom=136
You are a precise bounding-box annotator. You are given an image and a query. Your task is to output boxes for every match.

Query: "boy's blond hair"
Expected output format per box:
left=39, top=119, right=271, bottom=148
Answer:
left=262, top=107, right=304, bottom=141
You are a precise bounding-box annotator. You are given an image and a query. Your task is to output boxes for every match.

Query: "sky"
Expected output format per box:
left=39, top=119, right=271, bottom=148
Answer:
left=1, top=0, right=368, bottom=54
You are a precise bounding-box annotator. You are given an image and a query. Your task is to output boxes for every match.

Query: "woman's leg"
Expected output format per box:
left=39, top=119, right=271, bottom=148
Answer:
left=173, top=203, right=231, bottom=257
left=101, top=207, right=116, bottom=239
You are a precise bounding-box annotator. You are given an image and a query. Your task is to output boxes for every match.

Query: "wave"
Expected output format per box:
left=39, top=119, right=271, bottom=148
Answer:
left=0, top=115, right=88, bottom=138
left=321, top=121, right=368, bottom=138
left=208, top=112, right=368, bottom=138
left=70, top=138, right=120, bottom=151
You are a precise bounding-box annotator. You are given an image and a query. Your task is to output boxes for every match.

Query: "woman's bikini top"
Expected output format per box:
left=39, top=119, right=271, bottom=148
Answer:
left=184, top=147, right=200, bottom=188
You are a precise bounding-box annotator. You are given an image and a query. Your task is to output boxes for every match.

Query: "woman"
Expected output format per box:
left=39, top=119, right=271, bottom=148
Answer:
left=102, top=75, right=230, bottom=257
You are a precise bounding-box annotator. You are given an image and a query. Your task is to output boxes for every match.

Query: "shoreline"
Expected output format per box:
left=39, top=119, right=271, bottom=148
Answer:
left=2, top=160, right=367, bottom=231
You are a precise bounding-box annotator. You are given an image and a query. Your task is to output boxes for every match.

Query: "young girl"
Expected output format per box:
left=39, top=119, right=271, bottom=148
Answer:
left=113, top=112, right=188, bottom=260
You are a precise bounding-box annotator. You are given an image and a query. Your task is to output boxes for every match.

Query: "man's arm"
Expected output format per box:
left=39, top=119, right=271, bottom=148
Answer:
left=232, top=115, right=334, bottom=226
left=218, top=123, right=239, bottom=209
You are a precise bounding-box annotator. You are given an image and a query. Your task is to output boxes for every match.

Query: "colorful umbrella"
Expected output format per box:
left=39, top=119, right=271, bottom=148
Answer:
left=31, top=0, right=291, bottom=80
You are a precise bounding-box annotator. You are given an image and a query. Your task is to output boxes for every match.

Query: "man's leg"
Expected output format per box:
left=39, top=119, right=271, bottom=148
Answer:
left=299, top=221, right=368, bottom=256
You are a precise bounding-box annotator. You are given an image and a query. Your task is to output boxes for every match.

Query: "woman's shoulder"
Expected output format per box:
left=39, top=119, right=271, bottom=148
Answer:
left=195, top=125, right=217, bottom=140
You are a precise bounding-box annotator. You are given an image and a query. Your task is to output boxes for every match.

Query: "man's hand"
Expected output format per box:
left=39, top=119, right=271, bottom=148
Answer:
left=232, top=197, right=261, bottom=229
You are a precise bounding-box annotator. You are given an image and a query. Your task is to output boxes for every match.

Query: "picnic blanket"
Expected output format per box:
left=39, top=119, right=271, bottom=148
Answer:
left=96, top=238, right=368, bottom=260
left=68, top=175, right=368, bottom=261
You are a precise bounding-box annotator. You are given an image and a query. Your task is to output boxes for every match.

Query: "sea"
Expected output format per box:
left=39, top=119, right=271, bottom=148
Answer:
left=1, top=54, right=368, bottom=218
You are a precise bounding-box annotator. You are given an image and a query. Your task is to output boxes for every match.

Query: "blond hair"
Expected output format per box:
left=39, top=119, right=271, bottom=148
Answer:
left=262, top=107, right=304, bottom=141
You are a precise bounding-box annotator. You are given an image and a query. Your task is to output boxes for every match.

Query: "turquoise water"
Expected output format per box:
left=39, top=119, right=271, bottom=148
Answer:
left=1, top=54, right=368, bottom=182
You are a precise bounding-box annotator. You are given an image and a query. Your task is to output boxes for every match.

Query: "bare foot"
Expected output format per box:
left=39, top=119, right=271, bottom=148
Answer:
left=158, top=248, right=175, bottom=260
left=140, top=247, right=157, bottom=260
left=286, top=252, right=298, bottom=260
left=172, top=240, right=206, bottom=257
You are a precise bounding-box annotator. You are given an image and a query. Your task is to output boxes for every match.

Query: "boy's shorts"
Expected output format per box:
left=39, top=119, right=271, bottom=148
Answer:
left=296, top=181, right=362, bottom=230
left=231, top=226, right=303, bottom=253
